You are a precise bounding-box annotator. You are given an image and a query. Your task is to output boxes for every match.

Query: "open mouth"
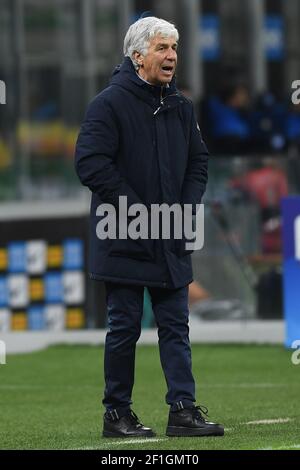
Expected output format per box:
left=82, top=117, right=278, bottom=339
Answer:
left=161, top=65, right=174, bottom=73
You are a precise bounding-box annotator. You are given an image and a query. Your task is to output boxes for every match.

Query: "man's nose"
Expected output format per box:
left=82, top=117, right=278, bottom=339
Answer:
left=166, top=48, right=177, bottom=61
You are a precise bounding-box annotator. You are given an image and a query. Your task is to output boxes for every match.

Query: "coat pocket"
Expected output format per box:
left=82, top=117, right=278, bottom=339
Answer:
left=174, top=214, right=196, bottom=258
left=175, top=237, right=194, bottom=258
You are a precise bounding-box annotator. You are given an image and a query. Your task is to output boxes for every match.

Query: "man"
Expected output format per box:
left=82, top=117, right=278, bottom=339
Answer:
left=75, top=16, right=224, bottom=438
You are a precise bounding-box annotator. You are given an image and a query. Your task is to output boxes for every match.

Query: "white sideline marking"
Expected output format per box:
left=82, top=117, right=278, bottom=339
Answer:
left=103, top=438, right=168, bottom=446
left=220, top=419, right=291, bottom=432
left=222, top=419, right=292, bottom=433
left=259, top=444, right=300, bottom=450
left=246, top=418, right=291, bottom=425
left=74, top=438, right=168, bottom=449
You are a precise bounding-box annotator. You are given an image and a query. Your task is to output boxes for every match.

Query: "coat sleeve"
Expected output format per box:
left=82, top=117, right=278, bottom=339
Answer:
left=74, top=95, right=143, bottom=208
left=180, top=106, right=209, bottom=214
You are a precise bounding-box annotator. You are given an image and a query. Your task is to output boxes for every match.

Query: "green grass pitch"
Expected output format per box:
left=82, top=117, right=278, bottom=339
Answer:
left=0, top=343, right=299, bottom=450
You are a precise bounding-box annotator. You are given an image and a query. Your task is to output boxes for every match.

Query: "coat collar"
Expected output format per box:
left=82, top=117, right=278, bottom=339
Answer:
left=110, top=57, right=186, bottom=110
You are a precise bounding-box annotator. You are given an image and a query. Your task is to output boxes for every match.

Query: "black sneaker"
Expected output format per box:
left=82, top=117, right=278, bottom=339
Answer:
left=103, top=409, right=156, bottom=438
left=166, top=404, right=224, bottom=437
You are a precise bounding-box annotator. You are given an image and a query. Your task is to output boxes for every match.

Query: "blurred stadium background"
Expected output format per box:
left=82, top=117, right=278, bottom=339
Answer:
left=0, top=0, right=300, bottom=348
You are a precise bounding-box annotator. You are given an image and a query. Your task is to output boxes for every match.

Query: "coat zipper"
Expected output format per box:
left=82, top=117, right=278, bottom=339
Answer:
left=153, top=88, right=180, bottom=115
left=153, top=86, right=164, bottom=115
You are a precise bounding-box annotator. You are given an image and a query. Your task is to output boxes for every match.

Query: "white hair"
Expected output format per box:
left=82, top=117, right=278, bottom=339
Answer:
left=123, top=17, right=179, bottom=69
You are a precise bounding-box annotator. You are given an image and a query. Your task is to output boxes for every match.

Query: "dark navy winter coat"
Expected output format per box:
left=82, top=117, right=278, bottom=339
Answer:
left=75, top=57, right=209, bottom=289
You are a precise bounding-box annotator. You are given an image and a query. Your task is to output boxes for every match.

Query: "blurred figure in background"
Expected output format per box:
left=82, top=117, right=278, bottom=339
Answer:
left=230, top=157, right=288, bottom=253
left=250, top=92, right=286, bottom=153
left=285, top=101, right=300, bottom=145
left=188, top=280, right=210, bottom=306
left=206, top=78, right=252, bottom=154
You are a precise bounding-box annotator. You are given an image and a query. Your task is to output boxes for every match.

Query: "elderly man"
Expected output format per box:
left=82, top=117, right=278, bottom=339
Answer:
left=75, top=16, right=224, bottom=438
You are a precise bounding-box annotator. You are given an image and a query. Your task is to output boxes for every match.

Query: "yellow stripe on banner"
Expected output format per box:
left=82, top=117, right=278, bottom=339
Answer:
left=11, top=313, right=27, bottom=331
left=47, top=246, right=63, bottom=268
left=0, top=249, right=8, bottom=270
left=66, top=308, right=85, bottom=329
left=29, top=279, right=44, bottom=301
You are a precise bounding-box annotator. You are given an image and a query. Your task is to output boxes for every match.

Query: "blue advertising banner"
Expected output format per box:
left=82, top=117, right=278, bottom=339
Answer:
left=264, top=15, right=284, bottom=61
left=200, top=15, right=220, bottom=61
left=281, top=196, right=300, bottom=347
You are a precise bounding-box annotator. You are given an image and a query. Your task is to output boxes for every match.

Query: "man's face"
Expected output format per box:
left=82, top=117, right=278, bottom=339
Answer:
left=135, top=35, right=178, bottom=86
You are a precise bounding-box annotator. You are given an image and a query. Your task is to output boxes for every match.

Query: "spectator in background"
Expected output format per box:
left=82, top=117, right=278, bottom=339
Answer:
left=188, top=280, right=210, bottom=306
left=230, top=157, right=288, bottom=253
left=206, top=79, right=252, bottom=154
left=203, top=81, right=294, bottom=156
left=285, top=101, right=300, bottom=190
left=285, top=102, right=300, bottom=144
left=250, top=92, right=286, bottom=153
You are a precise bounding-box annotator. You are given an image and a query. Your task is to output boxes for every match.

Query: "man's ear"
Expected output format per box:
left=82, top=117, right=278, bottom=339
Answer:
left=133, top=51, right=144, bottom=67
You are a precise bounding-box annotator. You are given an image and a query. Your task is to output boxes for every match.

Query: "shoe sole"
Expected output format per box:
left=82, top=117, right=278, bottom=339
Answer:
left=166, top=426, right=224, bottom=437
left=103, top=430, right=156, bottom=438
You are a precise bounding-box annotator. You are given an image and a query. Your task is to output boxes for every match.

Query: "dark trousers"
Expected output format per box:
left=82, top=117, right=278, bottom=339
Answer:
left=103, top=282, right=195, bottom=415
